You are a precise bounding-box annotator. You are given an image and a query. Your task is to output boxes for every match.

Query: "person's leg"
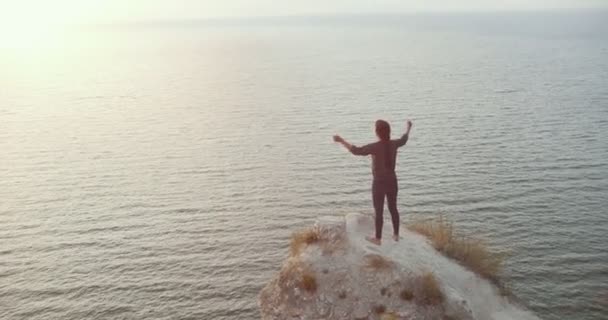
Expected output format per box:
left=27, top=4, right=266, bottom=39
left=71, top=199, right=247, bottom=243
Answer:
left=387, top=184, right=400, bottom=240
left=372, top=181, right=385, bottom=241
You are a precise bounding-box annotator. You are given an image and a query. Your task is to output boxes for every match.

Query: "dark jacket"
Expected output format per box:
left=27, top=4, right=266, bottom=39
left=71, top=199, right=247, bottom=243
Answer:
left=349, top=133, right=409, bottom=181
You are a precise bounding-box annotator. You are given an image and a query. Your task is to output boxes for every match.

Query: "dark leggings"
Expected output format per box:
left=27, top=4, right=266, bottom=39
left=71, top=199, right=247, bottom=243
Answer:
left=372, top=178, right=399, bottom=239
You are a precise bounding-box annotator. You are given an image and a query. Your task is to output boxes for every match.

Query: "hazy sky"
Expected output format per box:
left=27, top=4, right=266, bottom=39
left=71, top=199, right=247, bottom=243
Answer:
left=1, top=0, right=607, bottom=25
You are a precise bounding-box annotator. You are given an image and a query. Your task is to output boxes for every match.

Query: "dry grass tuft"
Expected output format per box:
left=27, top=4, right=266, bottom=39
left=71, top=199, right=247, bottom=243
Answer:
left=408, top=215, right=505, bottom=284
left=380, top=312, right=399, bottom=320
left=380, top=287, right=388, bottom=296
left=299, top=270, right=317, bottom=293
left=373, top=304, right=386, bottom=314
left=277, top=259, right=318, bottom=294
left=498, top=282, right=512, bottom=297
left=417, top=272, right=444, bottom=305
left=290, top=227, right=321, bottom=256
left=278, top=259, right=300, bottom=287
left=289, top=225, right=347, bottom=257
left=400, top=289, right=414, bottom=301
left=364, top=254, right=394, bottom=271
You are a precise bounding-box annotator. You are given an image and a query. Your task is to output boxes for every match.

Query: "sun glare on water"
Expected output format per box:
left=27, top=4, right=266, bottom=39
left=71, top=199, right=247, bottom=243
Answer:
left=0, top=0, right=105, bottom=49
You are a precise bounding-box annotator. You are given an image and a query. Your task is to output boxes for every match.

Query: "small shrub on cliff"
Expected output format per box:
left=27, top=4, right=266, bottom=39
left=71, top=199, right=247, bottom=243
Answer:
left=408, top=215, right=505, bottom=285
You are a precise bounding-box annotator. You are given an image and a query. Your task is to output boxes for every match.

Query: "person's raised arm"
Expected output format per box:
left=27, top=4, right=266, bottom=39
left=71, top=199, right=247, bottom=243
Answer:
left=333, top=135, right=373, bottom=156
left=396, top=120, right=413, bottom=148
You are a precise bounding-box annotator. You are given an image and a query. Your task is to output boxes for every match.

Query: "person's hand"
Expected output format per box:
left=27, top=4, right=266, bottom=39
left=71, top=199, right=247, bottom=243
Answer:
left=406, top=120, right=413, bottom=128
left=333, top=135, right=344, bottom=143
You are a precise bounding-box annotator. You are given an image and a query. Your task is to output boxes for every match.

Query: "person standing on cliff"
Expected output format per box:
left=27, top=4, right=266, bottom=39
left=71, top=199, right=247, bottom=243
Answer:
left=333, top=119, right=413, bottom=245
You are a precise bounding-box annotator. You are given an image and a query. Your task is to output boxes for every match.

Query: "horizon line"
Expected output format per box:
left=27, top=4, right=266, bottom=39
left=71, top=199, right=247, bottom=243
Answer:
left=83, top=7, right=608, bottom=28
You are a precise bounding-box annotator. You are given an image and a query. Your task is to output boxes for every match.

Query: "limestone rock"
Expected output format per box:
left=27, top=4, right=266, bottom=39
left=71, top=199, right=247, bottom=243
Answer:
left=259, top=213, right=539, bottom=320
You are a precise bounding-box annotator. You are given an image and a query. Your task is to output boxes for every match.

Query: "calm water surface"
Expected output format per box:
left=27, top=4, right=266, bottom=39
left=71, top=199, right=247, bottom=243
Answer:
left=1, top=11, right=607, bottom=320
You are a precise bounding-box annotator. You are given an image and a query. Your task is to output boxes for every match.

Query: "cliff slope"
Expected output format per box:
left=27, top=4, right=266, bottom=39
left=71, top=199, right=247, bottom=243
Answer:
left=259, top=213, right=539, bottom=320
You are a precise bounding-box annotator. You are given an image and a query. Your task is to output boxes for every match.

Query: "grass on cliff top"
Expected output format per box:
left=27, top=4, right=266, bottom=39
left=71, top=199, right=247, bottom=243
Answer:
left=408, top=215, right=506, bottom=286
left=364, top=254, right=394, bottom=271
left=299, top=270, right=317, bottom=293
left=417, top=271, right=444, bottom=305
left=290, top=227, right=321, bottom=256
left=290, top=225, right=345, bottom=257
left=278, top=259, right=318, bottom=294
left=399, top=272, right=444, bottom=306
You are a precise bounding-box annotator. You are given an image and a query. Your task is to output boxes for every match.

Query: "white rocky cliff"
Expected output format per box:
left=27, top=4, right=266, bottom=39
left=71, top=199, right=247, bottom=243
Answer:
left=258, top=213, right=540, bottom=320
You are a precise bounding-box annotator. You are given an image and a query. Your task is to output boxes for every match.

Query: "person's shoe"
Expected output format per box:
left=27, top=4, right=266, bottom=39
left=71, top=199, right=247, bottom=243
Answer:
left=393, top=234, right=399, bottom=242
left=365, top=236, right=381, bottom=246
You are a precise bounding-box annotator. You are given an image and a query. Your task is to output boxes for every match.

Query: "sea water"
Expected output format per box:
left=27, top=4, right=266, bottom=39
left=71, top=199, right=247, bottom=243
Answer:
left=1, top=10, right=607, bottom=320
